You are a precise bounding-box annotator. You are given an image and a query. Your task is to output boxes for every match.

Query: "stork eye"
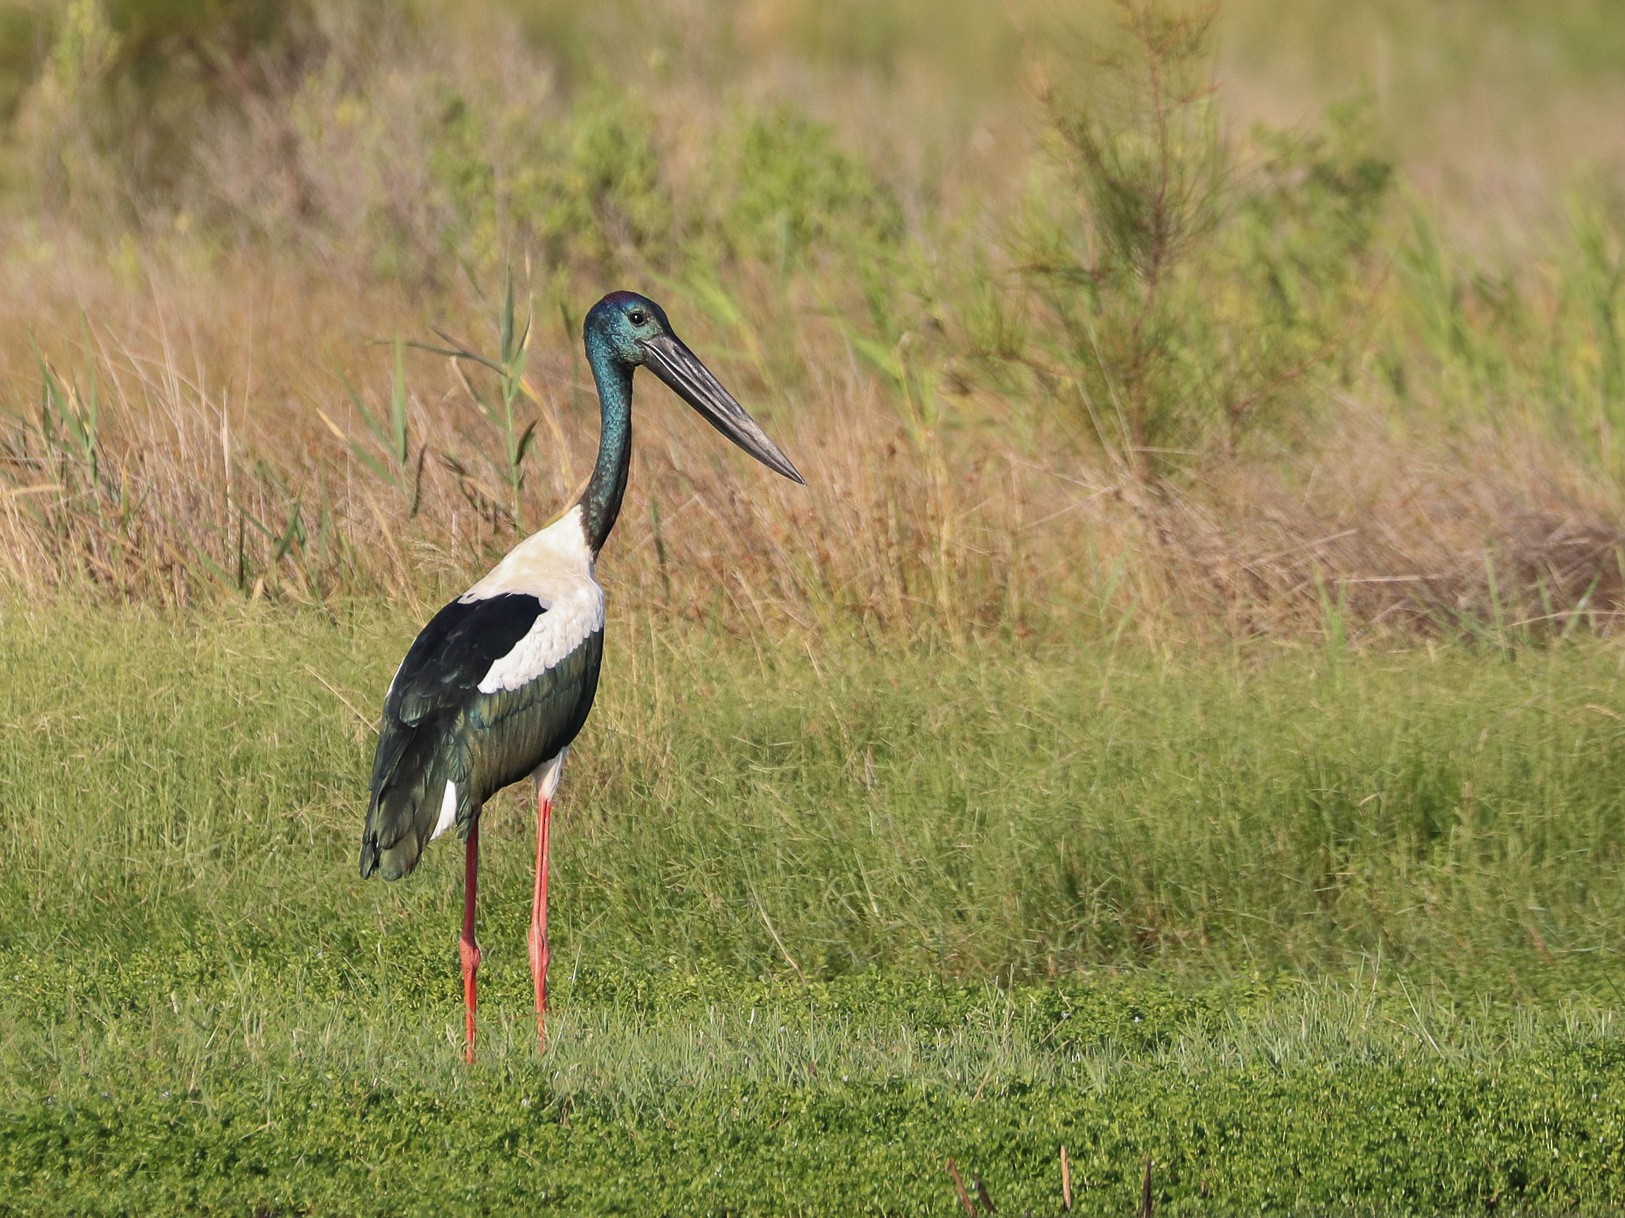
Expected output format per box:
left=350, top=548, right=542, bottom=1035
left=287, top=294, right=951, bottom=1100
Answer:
left=627, top=309, right=648, bottom=326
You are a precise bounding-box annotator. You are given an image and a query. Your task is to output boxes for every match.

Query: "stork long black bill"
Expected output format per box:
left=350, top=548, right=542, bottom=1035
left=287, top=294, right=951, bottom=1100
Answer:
left=640, top=334, right=805, bottom=485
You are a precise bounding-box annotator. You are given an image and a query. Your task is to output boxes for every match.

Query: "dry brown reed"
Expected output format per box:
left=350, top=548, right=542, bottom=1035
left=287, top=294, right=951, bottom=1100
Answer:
left=0, top=254, right=1055, bottom=637
left=3, top=248, right=1621, bottom=648
left=1, top=0, right=1622, bottom=648
left=1179, top=413, right=1625, bottom=642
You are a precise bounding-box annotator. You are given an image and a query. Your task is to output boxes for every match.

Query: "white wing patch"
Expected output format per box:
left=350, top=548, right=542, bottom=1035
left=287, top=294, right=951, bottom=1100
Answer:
left=476, top=583, right=604, bottom=693
left=430, top=780, right=458, bottom=841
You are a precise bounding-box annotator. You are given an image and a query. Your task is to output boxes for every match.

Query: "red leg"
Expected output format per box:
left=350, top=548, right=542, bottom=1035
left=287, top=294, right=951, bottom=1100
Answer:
left=460, top=819, right=481, bottom=1065
left=528, top=789, right=553, bottom=1052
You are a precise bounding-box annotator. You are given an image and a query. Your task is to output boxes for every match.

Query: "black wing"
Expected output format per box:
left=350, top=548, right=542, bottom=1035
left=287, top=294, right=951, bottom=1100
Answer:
left=358, top=593, right=602, bottom=880
left=385, top=592, right=544, bottom=725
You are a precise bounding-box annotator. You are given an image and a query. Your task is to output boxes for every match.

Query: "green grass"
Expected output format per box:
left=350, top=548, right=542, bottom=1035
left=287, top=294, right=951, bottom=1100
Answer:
left=3, top=605, right=1625, bottom=1212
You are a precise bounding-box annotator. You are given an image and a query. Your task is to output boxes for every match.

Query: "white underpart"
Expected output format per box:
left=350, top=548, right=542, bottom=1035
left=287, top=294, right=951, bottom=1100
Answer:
left=535, top=748, right=567, bottom=801
left=430, top=780, right=458, bottom=841
left=459, top=506, right=605, bottom=695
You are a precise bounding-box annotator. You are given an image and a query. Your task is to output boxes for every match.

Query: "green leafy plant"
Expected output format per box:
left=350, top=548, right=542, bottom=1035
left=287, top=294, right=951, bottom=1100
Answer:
left=34, top=338, right=100, bottom=489
left=1003, top=0, right=1388, bottom=486
left=419, top=270, right=539, bottom=533
left=318, top=342, right=423, bottom=515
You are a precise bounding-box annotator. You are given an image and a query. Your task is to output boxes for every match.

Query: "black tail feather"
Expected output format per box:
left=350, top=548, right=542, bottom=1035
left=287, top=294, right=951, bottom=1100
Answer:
left=359, top=712, right=464, bottom=881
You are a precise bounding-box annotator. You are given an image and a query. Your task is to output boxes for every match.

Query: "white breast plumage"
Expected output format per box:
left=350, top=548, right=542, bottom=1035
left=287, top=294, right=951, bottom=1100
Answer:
left=458, top=505, right=604, bottom=695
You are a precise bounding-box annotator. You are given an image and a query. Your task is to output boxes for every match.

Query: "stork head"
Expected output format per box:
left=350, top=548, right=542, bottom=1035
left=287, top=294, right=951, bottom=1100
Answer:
left=585, top=290, right=805, bottom=485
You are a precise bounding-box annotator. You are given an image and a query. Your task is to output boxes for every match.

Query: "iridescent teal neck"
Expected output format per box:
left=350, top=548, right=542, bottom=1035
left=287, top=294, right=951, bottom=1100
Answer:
left=579, top=331, right=633, bottom=555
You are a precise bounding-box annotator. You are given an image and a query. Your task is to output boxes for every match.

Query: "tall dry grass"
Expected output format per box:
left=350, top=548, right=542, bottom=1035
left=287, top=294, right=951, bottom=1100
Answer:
left=0, top=0, right=1622, bottom=646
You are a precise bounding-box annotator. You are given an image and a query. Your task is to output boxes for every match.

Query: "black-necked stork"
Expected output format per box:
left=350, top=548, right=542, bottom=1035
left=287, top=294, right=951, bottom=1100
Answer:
left=358, top=291, right=804, bottom=1060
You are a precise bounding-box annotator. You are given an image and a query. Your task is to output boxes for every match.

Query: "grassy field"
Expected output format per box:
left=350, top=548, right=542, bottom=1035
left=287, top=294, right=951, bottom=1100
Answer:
left=3, top=607, right=1625, bottom=1213
left=3, top=0, right=1625, bottom=1212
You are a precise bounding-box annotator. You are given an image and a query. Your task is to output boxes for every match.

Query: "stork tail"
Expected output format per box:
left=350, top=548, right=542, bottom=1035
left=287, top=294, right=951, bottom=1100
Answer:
left=359, top=713, right=466, bottom=880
